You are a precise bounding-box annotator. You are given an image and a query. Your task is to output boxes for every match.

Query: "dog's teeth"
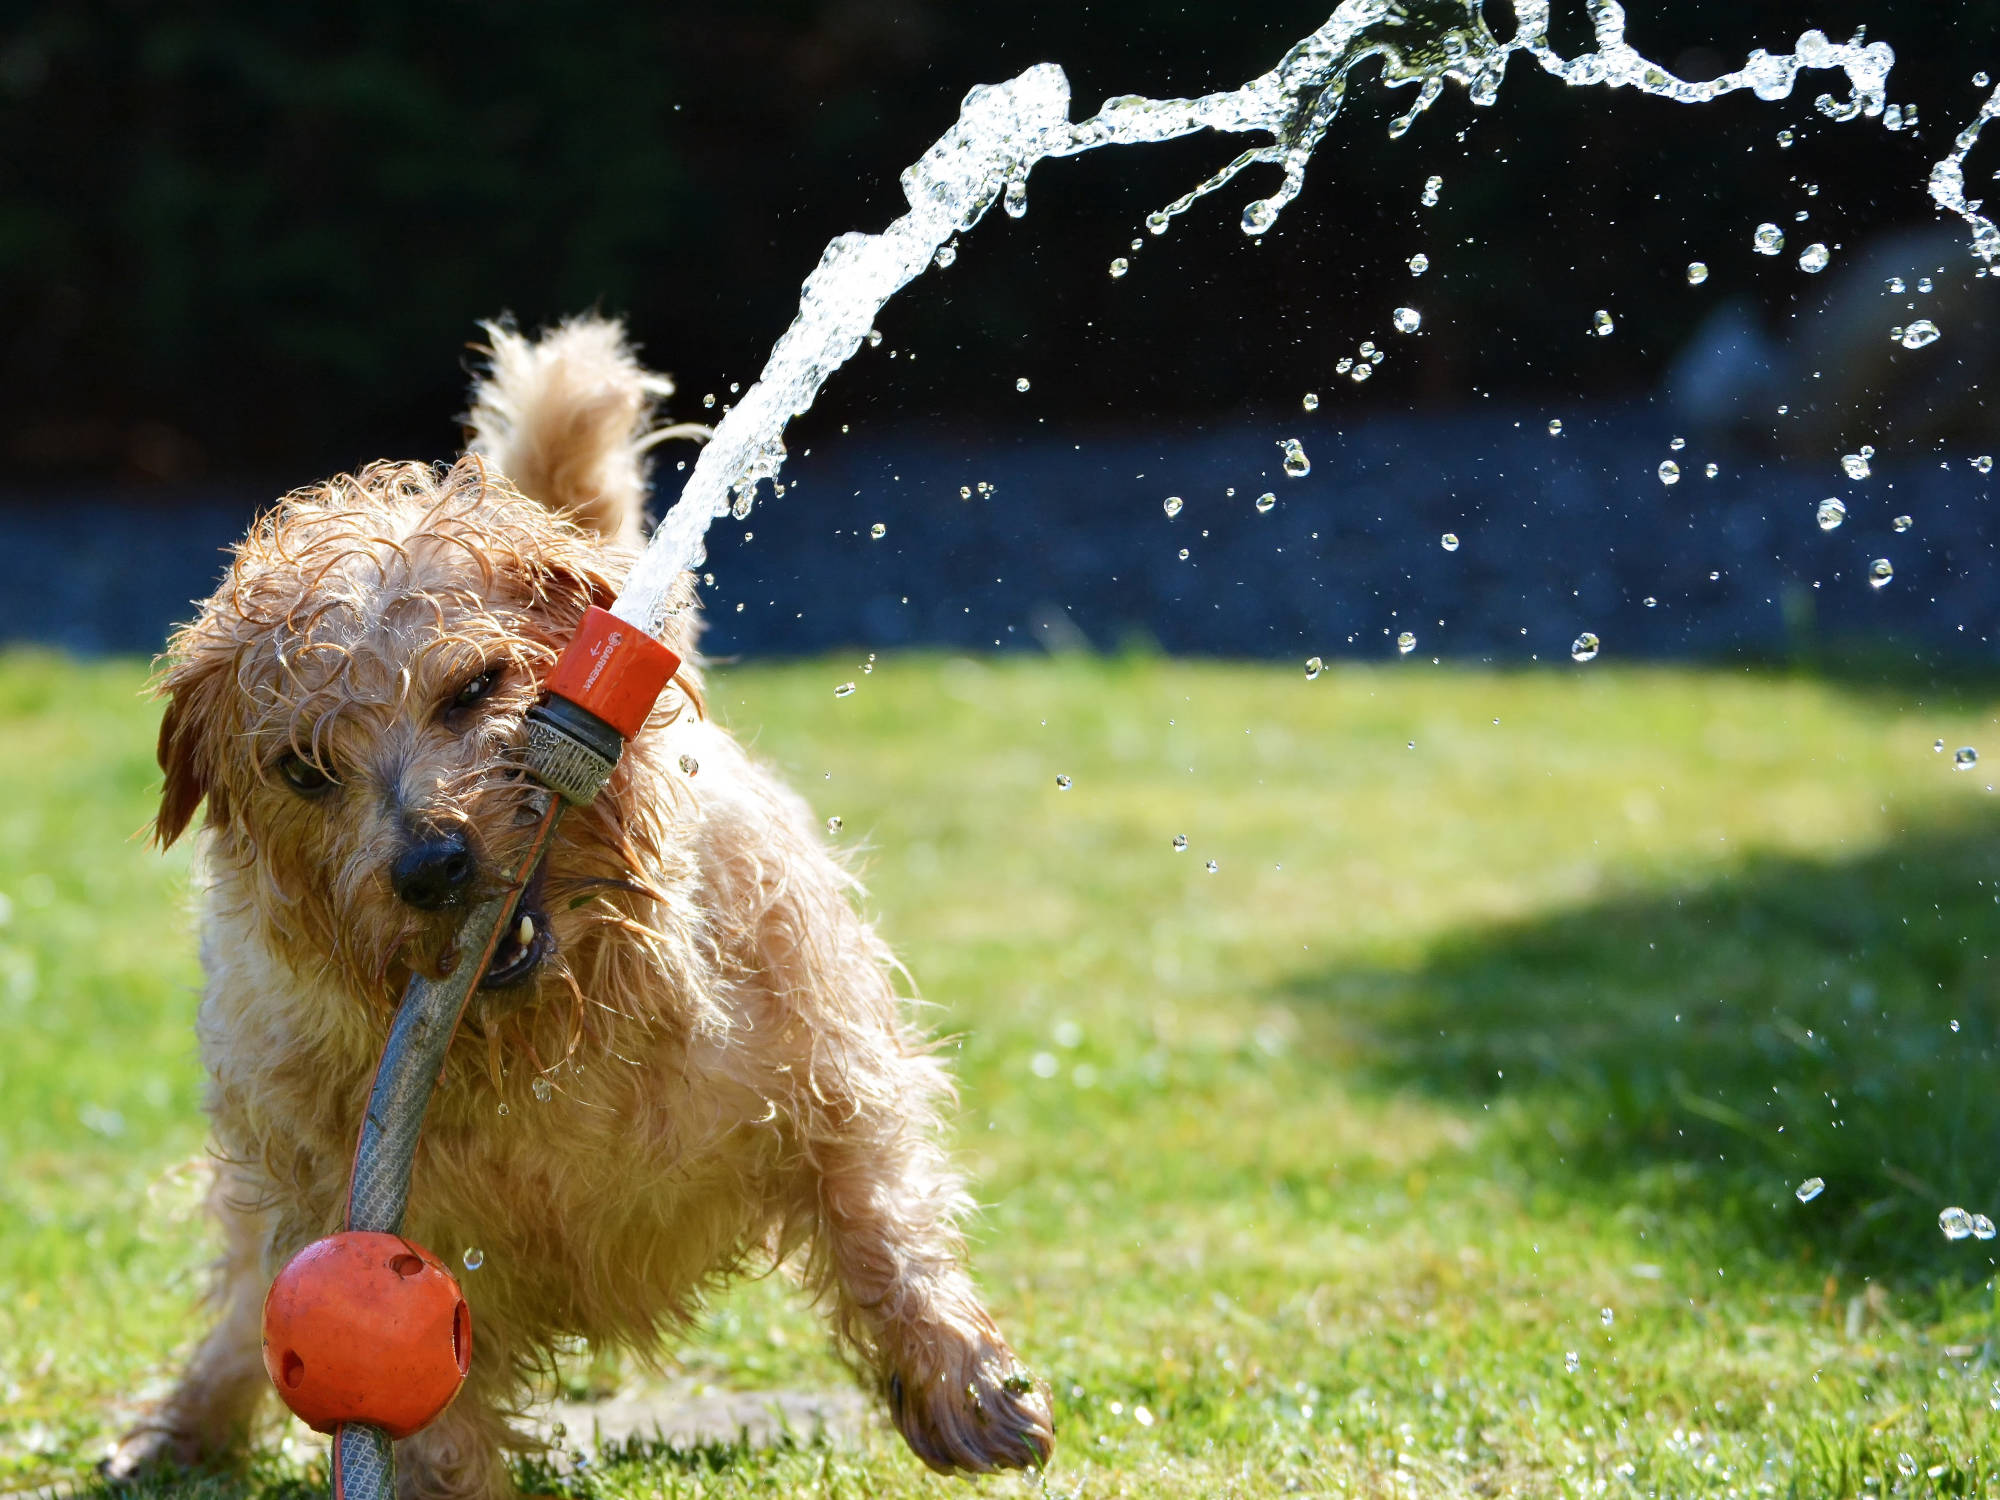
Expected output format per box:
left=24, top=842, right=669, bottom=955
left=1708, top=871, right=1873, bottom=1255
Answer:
left=516, top=915, right=535, bottom=948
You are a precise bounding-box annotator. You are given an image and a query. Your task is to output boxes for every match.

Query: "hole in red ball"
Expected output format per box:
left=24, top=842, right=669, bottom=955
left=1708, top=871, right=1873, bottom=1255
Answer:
left=389, top=1253, right=424, bottom=1278
left=452, top=1299, right=471, bottom=1375
left=281, top=1350, right=305, bottom=1389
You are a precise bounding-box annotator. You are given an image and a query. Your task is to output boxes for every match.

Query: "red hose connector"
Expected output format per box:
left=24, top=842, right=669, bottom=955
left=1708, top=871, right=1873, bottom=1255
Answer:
left=543, top=606, right=682, bottom=739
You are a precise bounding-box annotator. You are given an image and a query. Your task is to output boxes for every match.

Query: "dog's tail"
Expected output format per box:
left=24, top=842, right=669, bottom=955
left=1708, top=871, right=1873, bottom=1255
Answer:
left=464, top=316, right=708, bottom=545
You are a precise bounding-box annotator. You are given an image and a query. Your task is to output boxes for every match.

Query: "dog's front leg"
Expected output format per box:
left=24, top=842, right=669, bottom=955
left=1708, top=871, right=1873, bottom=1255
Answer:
left=392, top=1378, right=524, bottom=1500
left=807, top=1104, right=1054, bottom=1475
left=105, top=1166, right=272, bottom=1478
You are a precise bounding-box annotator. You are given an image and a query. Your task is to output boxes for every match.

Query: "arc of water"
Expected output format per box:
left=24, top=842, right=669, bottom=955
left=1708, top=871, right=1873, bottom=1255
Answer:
left=614, top=0, right=1984, bottom=642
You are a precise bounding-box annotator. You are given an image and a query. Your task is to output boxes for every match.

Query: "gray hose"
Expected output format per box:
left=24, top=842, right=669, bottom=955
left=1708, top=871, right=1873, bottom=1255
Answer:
left=331, top=792, right=564, bottom=1500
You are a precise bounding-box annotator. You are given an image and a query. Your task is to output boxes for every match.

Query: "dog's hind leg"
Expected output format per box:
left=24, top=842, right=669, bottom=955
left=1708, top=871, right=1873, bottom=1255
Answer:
left=103, top=1166, right=273, bottom=1478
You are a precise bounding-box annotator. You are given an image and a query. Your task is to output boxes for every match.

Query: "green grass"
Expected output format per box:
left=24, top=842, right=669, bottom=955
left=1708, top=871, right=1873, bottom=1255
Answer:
left=7, top=647, right=2000, bottom=1497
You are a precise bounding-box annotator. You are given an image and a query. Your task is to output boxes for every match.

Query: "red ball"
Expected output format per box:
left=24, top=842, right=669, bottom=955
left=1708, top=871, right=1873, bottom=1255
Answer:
left=262, top=1232, right=471, bottom=1439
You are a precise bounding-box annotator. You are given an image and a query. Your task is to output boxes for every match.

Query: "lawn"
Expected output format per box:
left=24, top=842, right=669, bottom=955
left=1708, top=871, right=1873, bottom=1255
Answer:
left=5, top=647, right=2000, bottom=1498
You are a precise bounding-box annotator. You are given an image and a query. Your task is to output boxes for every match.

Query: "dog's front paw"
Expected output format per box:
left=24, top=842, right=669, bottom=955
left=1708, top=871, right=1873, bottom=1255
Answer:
left=887, top=1356, right=1055, bottom=1475
left=101, top=1422, right=209, bottom=1483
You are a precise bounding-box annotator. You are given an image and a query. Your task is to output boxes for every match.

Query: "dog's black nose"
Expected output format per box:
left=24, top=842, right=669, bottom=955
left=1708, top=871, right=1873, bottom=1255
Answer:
left=391, top=834, right=476, bottom=910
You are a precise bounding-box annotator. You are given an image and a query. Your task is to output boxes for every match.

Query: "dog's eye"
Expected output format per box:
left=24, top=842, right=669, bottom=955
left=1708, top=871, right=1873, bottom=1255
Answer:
left=276, top=753, right=336, bottom=796
left=450, top=668, right=501, bottom=711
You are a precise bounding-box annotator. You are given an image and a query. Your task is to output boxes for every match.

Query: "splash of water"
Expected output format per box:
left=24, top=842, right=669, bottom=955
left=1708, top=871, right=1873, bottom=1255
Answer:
left=1930, top=82, right=2000, bottom=261
left=614, top=0, right=1922, bottom=637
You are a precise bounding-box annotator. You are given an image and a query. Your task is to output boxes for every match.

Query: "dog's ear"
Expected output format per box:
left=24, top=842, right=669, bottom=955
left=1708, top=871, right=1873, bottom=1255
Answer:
left=153, top=648, right=230, bottom=848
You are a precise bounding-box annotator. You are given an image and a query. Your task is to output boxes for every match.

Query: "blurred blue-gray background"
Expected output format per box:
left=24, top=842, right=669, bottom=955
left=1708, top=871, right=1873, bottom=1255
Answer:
left=6, top=0, right=1999, bottom=664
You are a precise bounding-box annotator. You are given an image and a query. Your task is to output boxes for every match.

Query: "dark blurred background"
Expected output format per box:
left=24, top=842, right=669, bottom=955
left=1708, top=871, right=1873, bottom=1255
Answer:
left=7, top=1, right=2000, bottom=660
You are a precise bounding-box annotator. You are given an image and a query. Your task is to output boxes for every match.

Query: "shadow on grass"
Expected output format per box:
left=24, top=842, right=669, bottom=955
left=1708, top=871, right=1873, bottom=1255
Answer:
left=1288, top=808, right=2000, bottom=1275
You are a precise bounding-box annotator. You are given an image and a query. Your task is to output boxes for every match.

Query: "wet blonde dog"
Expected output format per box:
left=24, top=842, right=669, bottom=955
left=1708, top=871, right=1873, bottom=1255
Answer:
left=110, top=318, right=1053, bottom=1496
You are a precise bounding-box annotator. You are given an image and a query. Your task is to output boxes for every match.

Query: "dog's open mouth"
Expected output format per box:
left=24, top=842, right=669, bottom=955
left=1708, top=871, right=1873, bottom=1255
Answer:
left=480, top=852, right=554, bottom=990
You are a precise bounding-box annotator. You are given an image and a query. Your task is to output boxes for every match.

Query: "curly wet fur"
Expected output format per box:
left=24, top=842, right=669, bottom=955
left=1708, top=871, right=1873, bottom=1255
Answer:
left=110, top=320, right=1053, bottom=1497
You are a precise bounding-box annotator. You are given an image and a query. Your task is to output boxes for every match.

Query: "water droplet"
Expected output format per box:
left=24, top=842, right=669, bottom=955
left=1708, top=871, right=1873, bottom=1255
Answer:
left=1893, top=514, right=1913, bottom=533
left=531, top=1077, right=553, bottom=1103
left=1705, top=463, right=1720, bottom=478
left=1593, top=309, right=1615, bottom=336
left=1799, top=242, right=1830, bottom=274
left=1753, top=223, right=1785, bottom=255
left=1902, top=319, right=1941, bottom=348
left=1643, top=596, right=1657, bottom=608
left=834, top=681, right=857, bottom=697
left=1686, top=261, right=1709, bottom=285
left=1178, top=547, right=1190, bottom=560
left=1145, top=211, right=1170, bottom=237
left=1205, top=859, right=1219, bottom=874
left=1441, top=532, right=1460, bottom=552
left=1548, top=418, right=1564, bottom=436
left=1978, top=1214, right=1999, bottom=1240
left=1571, top=632, right=1601, bottom=663
left=867, top=329, right=884, bottom=348
left=1669, top=436, right=1686, bottom=451
left=496, top=1102, right=509, bottom=1116
left=1393, top=306, right=1422, bottom=333
left=1163, top=496, right=1183, bottom=519
left=1108, top=256, right=1128, bottom=279
left=960, top=485, right=972, bottom=499
left=1421, top=174, right=1442, bottom=207
left=1015, top=377, right=1031, bottom=392
left=1003, top=179, right=1028, bottom=218
left=1869, top=558, right=1894, bottom=589
left=1956, top=746, right=1979, bottom=770
left=827, top=815, right=843, bottom=833
left=1919, top=276, right=1936, bottom=293
left=1408, top=253, right=1430, bottom=275
left=1841, top=452, right=1871, bottom=480
left=1815, top=497, right=1847, bottom=530
left=870, top=522, right=886, bottom=540
left=1255, top=492, right=1276, bottom=514
left=933, top=243, right=957, bottom=269
left=1978, top=71, right=1992, bottom=87
left=1304, top=656, right=1323, bottom=680
left=678, top=753, right=699, bottom=776
left=1776, top=128, right=1795, bottom=148
left=1280, top=439, right=1310, bottom=478
left=1796, top=1177, right=1825, bottom=1203
left=463, top=1247, right=485, bottom=1271
left=1397, top=631, right=1417, bottom=655
left=1942, top=1206, right=1975, bottom=1241
left=1055, top=774, right=1072, bottom=790
left=1600, top=1307, right=1614, bottom=1327
left=702, top=392, right=716, bottom=408
left=1564, top=1351, right=1580, bottom=1374
left=1240, top=198, right=1278, bottom=235
left=1658, top=460, right=1680, bottom=486
left=1302, top=392, right=1320, bottom=412
left=1350, top=363, right=1373, bottom=383
left=1936, top=739, right=1947, bottom=753
left=1172, top=834, right=1188, bottom=852
left=1977, top=455, right=1995, bottom=474
left=1887, top=276, right=1906, bottom=293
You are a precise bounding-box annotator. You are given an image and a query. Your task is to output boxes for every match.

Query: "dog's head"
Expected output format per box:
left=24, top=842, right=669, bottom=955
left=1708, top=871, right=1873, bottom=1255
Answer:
left=155, top=456, right=695, bottom=1012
